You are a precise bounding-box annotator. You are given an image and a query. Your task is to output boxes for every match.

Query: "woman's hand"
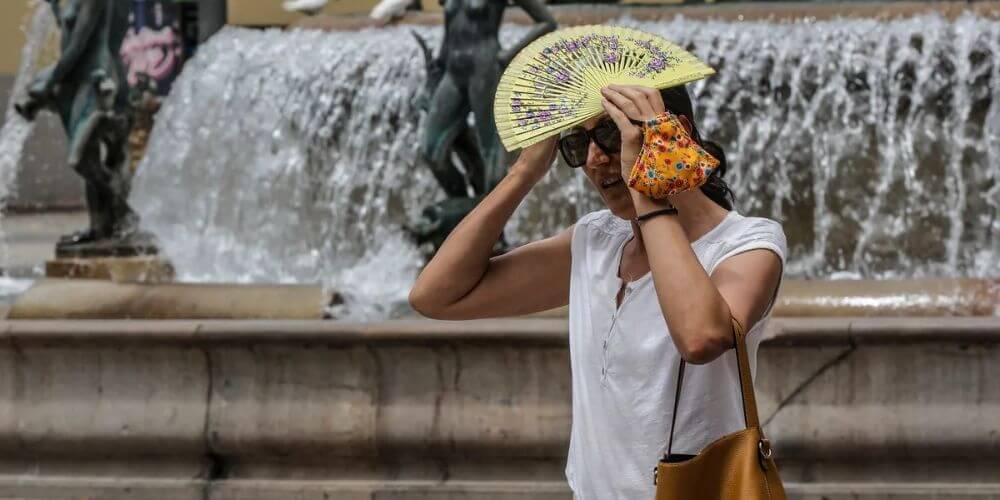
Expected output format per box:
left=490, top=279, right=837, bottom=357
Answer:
left=510, top=135, right=558, bottom=183
left=600, top=85, right=666, bottom=181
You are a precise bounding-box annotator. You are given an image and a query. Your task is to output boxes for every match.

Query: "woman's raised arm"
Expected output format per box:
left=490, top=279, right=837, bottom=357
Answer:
left=409, top=138, right=573, bottom=320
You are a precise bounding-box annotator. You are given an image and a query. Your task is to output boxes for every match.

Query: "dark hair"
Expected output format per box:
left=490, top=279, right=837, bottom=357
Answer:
left=658, top=86, right=734, bottom=211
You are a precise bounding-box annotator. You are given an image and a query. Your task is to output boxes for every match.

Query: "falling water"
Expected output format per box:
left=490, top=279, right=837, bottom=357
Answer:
left=626, top=15, right=1000, bottom=280
left=131, top=15, right=1000, bottom=319
left=0, top=3, right=56, bottom=271
left=131, top=26, right=438, bottom=320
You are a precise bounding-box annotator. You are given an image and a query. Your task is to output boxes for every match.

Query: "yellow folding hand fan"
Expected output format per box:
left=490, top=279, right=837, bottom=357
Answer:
left=494, top=25, right=715, bottom=151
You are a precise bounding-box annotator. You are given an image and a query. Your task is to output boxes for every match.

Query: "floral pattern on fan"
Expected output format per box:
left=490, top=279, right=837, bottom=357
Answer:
left=633, top=38, right=683, bottom=78
left=510, top=92, right=579, bottom=129
left=494, top=25, right=715, bottom=151
left=507, top=36, right=685, bottom=128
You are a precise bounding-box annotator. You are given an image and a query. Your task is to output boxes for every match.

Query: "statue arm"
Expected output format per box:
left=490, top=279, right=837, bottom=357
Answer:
left=43, top=0, right=106, bottom=92
left=499, top=0, right=556, bottom=68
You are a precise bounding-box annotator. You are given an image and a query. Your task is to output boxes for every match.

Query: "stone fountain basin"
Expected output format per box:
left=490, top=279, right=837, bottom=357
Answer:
left=5, top=279, right=329, bottom=320
left=0, top=316, right=996, bottom=499
left=0, top=279, right=996, bottom=499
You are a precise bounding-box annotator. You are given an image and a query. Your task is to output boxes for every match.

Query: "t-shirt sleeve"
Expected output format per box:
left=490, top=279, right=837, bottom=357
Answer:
left=570, top=210, right=605, bottom=252
left=570, top=210, right=598, bottom=264
left=715, top=218, right=787, bottom=270
left=711, top=217, right=788, bottom=317
left=570, top=212, right=589, bottom=247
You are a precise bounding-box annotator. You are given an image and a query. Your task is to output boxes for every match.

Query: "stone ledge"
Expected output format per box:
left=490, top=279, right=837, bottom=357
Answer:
left=1, top=316, right=998, bottom=345
left=7, top=280, right=329, bottom=320
left=531, top=279, right=999, bottom=318
left=761, top=316, right=1000, bottom=345
left=1, top=477, right=1000, bottom=499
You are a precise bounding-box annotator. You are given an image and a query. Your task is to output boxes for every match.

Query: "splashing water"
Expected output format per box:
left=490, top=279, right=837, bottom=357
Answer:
left=0, top=3, right=56, bottom=270
left=131, top=26, right=436, bottom=320
left=131, top=15, right=1000, bottom=320
left=624, top=15, right=1000, bottom=280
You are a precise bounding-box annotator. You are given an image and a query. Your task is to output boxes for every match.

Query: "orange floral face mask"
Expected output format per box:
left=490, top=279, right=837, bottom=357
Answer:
left=627, top=112, right=719, bottom=199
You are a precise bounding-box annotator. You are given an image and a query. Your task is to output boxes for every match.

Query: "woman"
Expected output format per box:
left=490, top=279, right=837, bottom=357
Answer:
left=409, top=83, right=787, bottom=499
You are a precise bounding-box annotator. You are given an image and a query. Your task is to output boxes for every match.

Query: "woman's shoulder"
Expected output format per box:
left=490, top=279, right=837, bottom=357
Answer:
left=729, top=214, right=786, bottom=243
left=571, top=210, right=630, bottom=260
left=711, top=212, right=788, bottom=265
left=574, top=209, right=629, bottom=237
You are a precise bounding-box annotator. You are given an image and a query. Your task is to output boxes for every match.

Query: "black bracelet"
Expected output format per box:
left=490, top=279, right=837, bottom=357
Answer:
left=635, top=206, right=678, bottom=222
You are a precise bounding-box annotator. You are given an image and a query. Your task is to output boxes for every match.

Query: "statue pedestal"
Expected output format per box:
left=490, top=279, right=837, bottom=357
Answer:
left=45, top=256, right=174, bottom=283
left=46, top=230, right=173, bottom=283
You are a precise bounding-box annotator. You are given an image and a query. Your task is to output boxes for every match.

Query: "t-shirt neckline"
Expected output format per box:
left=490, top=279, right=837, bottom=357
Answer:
left=612, top=210, right=739, bottom=287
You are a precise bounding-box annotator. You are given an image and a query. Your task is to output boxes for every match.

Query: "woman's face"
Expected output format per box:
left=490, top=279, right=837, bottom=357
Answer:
left=573, top=109, right=697, bottom=219
left=576, top=114, right=637, bottom=220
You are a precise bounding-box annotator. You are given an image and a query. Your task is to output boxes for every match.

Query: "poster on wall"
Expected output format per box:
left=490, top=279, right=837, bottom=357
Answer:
left=120, top=0, right=199, bottom=96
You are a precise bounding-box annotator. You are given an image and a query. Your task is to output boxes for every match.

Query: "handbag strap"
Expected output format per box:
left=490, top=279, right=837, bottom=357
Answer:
left=666, top=316, right=761, bottom=456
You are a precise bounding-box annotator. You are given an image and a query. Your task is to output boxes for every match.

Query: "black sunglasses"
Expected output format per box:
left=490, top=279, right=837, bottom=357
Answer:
left=558, top=117, right=646, bottom=168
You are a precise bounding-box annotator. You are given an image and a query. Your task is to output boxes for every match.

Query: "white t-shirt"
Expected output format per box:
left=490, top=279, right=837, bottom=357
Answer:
left=565, top=209, right=787, bottom=500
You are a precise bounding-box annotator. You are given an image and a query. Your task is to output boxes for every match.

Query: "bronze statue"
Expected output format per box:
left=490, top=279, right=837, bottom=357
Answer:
left=16, top=0, right=143, bottom=253
left=408, top=0, right=556, bottom=250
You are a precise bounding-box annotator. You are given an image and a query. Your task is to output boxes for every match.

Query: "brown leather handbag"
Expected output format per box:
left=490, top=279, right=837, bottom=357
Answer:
left=654, top=317, right=786, bottom=500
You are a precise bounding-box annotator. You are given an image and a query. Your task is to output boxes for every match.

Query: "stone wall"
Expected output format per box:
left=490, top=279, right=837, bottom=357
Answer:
left=0, top=317, right=997, bottom=499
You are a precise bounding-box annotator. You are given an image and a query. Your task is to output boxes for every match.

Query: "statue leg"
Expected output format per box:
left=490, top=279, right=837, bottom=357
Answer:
left=468, top=63, right=505, bottom=195
left=420, top=73, right=473, bottom=198
left=102, top=130, right=138, bottom=233
left=452, top=126, right=487, bottom=194
left=74, top=143, right=116, bottom=239
left=68, top=119, right=136, bottom=239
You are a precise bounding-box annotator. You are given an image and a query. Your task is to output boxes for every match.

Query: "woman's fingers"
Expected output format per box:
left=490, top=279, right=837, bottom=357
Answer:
left=602, top=98, right=643, bottom=181
left=600, top=97, right=639, bottom=139
left=601, top=86, right=647, bottom=123
left=608, top=85, right=663, bottom=120
left=514, top=135, right=559, bottom=181
left=630, top=85, right=666, bottom=115
left=606, top=84, right=667, bottom=118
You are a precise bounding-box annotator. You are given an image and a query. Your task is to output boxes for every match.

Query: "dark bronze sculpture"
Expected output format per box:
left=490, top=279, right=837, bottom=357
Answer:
left=408, top=0, right=556, bottom=251
left=16, top=0, right=150, bottom=256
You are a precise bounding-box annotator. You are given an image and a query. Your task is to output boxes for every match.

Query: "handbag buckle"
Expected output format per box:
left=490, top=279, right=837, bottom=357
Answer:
left=758, top=438, right=773, bottom=469
left=653, top=464, right=659, bottom=485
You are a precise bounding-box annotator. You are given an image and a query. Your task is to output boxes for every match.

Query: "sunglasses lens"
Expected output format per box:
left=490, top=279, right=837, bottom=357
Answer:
left=559, top=133, right=589, bottom=167
left=593, top=120, right=621, bottom=153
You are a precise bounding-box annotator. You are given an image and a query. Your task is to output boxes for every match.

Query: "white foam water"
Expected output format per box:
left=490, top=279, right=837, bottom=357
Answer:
left=0, top=3, right=56, bottom=271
